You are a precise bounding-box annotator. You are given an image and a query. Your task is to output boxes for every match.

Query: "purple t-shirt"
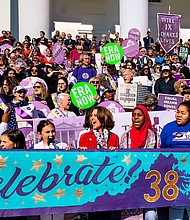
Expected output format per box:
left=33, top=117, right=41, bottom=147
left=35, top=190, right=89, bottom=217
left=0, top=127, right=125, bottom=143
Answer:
left=72, top=66, right=97, bottom=82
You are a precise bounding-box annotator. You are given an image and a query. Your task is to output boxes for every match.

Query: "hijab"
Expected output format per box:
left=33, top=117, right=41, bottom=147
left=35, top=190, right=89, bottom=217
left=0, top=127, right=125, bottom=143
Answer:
left=130, top=105, right=152, bottom=148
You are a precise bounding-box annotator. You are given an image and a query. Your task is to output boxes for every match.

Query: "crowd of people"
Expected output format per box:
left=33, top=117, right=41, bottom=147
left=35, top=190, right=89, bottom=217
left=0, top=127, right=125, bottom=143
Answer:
left=0, top=29, right=190, bottom=220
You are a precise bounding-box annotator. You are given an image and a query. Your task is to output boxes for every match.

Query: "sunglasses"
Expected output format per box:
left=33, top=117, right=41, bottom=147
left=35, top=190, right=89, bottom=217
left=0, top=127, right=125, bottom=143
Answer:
left=144, top=68, right=149, bottom=70
left=31, top=69, right=38, bottom=72
left=17, top=90, right=27, bottom=94
left=90, top=81, right=99, bottom=84
left=33, top=86, right=41, bottom=89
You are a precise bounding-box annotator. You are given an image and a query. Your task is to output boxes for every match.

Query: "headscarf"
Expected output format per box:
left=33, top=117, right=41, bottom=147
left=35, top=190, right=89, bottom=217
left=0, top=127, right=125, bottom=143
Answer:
left=130, top=105, right=152, bottom=148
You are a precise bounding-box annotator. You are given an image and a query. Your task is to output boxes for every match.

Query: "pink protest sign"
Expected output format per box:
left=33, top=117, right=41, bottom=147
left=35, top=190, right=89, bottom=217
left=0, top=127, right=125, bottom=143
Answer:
left=0, top=44, right=13, bottom=54
left=20, top=77, right=48, bottom=96
left=128, top=28, right=141, bottom=41
left=122, top=39, right=139, bottom=57
left=52, top=43, right=65, bottom=64
left=98, top=101, right=125, bottom=113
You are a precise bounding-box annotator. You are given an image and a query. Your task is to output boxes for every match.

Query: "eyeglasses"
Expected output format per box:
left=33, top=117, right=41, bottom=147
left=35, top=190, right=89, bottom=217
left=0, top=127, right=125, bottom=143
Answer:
left=141, top=50, right=146, bottom=53
left=31, top=69, right=38, bottom=72
left=17, top=90, right=27, bottom=94
left=144, top=68, right=149, bottom=70
left=90, top=81, right=100, bottom=84
left=33, top=86, right=41, bottom=89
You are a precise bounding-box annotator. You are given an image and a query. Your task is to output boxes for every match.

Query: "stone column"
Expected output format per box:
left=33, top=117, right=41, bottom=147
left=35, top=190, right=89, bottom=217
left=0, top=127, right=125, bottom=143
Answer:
left=19, top=0, right=50, bottom=41
left=0, top=0, right=10, bottom=31
left=119, top=0, right=148, bottom=41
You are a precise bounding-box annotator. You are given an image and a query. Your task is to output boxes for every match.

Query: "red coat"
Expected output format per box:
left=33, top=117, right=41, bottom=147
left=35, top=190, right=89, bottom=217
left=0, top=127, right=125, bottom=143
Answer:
left=79, top=130, right=119, bottom=149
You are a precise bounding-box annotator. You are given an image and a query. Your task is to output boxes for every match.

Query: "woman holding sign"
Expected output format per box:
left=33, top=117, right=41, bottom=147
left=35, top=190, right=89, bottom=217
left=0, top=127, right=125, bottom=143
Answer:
left=160, top=101, right=190, bottom=220
left=120, top=105, right=159, bottom=220
left=79, top=106, right=120, bottom=220
left=79, top=106, right=119, bottom=150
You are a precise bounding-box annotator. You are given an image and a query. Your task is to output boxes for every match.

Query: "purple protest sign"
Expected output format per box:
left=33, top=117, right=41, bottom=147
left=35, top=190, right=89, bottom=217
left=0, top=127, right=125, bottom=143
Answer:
left=122, top=39, right=139, bottom=57
left=157, top=13, right=181, bottom=53
left=174, top=73, right=181, bottom=81
left=158, top=93, right=184, bottom=110
left=98, top=101, right=125, bottom=113
left=31, top=101, right=50, bottom=117
left=0, top=44, right=13, bottom=54
left=128, top=28, right=141, bottom=41
left=20, top=77, right=48, bottom=96
left=52, top=43, right=65, bottom=64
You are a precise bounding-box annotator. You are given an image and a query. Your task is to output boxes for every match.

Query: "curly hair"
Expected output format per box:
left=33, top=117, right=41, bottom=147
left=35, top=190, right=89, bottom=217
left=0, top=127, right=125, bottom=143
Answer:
left=0, top=76, right=19, bottom=95
left=174, top=79, right=187, bottom=93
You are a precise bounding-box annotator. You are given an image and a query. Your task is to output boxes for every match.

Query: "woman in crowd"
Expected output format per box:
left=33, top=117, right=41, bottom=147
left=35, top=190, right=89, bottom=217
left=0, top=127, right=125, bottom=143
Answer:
left=181, top=86, right=190, bottom=102
left=29, top=81, right=54, bottom=110
left=0, top=54, right=8, bottom=74
left=28, top=65, right=44, bottom=79
left=100, top=87, right=115, bottom=102
left=29, top=47, right=44, bottom=64
left=79, top=106, right=120, bottom=220
left=0, top=129, right=26, bottom=149
left=140, top=64, right=154, bottom=86
left=48, top=93, right=76, bottom=118
left=5, top=67, right=16, bottom=77
left=180, top=66, right=190, bottom=79
left=51, top=77, right=69, bottom=108
left=173, top=79, right=188, bottom=96
left=79, top=106, right=119, bottom=150
left=160, top=101, right=190, bottom=220
left=152, top=64, right=161, bottom=81
left=121, top=105, right=159, bottom=149
left=120, top=105, right=159, bottom=220
left=43, top=48, right=54, bottom=65
left=171, top=54, right=181, bottom=69
left=0, top=76, right=19, bottom=110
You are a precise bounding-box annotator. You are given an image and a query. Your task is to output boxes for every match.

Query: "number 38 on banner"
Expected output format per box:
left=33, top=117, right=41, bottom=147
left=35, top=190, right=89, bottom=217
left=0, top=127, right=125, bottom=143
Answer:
left=144, top=170, right=179, bottom=202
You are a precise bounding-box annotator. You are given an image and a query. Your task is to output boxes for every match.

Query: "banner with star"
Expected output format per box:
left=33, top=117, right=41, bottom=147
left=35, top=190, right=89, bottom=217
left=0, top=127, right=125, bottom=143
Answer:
left=0, top=149, right=190, bottom=217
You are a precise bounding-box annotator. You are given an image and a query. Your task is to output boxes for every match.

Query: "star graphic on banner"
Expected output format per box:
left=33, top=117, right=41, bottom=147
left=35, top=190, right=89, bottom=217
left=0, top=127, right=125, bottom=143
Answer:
left=30, top=159, right=44, bottom=172
left=5, top=202, right=8, bottom=205
left=53, top=188, right=66, bottom=199
left=0, top=155, right=8, bottom=170
left=75, top=155, right=88, bottom=165
left=74, top=188, right=84, bottom=201
left=21, top=200, right=24, bottom=205
left=25, top=154, right=29, bottom=158
left=180, top=155, right=189, bottom=165
left=52, top=154, right=64, bottom=166
left=32, top=192, right=46, bottom=204
left=14, top=161, right=17, bottom=165
left=122, top=154, right=131, bottom=165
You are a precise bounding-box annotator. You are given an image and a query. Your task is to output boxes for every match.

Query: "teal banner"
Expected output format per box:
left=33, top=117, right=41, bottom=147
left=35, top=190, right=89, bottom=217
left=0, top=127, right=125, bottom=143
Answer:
left=0, top=149, right=190, bottom=217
